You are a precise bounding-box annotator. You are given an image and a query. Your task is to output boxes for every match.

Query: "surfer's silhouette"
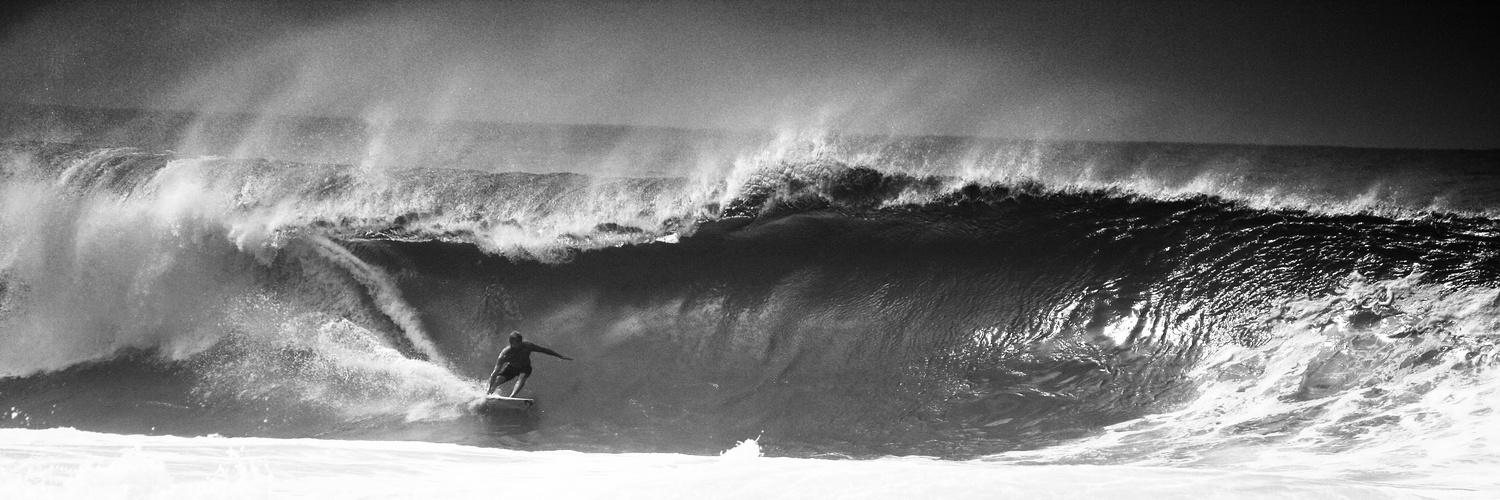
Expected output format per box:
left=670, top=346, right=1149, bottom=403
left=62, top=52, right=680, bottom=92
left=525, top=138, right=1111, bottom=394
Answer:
left=486, top=331, right=573, bottom=397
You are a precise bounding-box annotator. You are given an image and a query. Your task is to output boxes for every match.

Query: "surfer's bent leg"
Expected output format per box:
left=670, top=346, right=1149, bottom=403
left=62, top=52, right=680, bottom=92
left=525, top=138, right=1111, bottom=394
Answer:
left=487, top=362, right=513, bottom=394
left=507, top=372, right=528, bottom=398
left=506, top=366, right=534, bottom=397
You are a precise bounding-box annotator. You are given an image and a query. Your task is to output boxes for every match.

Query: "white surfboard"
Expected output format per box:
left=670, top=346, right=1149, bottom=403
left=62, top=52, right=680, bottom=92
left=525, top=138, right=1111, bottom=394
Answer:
left=479, top=395, right=534, bottom=411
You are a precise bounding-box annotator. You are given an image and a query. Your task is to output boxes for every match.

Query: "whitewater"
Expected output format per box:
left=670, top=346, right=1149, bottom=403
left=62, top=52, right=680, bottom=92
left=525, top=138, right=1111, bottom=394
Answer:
left=3, top=105, right=1500, bottom=498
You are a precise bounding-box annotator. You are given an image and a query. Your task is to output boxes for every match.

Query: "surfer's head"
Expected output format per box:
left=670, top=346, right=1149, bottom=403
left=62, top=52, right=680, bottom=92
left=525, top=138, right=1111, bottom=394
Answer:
left=508, top=331, right=523, bottom=345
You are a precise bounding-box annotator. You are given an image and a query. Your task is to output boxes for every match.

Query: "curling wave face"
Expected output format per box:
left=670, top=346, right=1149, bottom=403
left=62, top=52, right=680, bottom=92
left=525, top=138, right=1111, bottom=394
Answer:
left=3, top=133, right=1500, bottom=462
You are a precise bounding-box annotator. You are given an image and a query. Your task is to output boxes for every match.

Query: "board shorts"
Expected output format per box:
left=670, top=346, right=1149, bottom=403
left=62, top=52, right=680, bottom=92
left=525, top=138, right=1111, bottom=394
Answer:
left=497, top=363, right=533, bottom=380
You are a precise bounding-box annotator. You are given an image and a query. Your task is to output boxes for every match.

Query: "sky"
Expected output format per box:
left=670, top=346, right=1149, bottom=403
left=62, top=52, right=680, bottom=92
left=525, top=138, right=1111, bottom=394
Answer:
left=0, top=0, right=1495, bottom=149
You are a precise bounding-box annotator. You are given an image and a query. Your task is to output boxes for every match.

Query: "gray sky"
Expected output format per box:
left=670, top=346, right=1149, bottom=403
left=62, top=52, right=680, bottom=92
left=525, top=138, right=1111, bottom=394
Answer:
left=1, top=0, right=1495, bottom=149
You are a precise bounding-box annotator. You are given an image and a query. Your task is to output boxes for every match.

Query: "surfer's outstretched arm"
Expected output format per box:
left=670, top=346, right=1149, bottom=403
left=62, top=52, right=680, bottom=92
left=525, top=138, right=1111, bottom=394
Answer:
left=533, top=345, right=573, bottom=360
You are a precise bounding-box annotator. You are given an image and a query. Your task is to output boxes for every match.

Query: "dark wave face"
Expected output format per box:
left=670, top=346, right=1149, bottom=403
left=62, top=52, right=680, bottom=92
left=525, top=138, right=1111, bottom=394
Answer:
left=3, top=114, right=1500, bottom=459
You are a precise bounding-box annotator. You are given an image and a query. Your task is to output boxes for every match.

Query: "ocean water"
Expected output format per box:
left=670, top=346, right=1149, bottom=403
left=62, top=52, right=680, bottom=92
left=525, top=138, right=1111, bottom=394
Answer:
left=2, top=104, right=1500, bottom=498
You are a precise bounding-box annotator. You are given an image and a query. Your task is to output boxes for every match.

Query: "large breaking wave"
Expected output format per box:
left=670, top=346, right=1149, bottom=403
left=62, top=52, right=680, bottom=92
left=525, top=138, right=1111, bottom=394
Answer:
left=3, top=122, right=1500, bottom=460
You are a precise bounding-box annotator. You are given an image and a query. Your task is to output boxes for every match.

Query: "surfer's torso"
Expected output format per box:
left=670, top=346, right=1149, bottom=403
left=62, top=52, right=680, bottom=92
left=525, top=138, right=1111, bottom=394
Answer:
left=497, top=340, right=545, bottom=368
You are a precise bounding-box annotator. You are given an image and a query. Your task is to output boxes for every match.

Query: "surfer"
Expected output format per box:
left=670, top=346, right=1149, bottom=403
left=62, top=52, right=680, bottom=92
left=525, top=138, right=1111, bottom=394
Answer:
left=486, top=331, right=573, bottom=397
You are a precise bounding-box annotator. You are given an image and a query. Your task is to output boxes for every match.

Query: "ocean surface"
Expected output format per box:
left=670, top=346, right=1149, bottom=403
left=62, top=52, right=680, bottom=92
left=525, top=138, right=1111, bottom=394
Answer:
left=3, top=103, right=1500, bottom=498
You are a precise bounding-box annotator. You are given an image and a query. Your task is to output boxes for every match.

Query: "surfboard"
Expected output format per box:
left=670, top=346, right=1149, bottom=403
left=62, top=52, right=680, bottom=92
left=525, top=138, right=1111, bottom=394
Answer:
left=478, top=395, right=534, bottom=411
